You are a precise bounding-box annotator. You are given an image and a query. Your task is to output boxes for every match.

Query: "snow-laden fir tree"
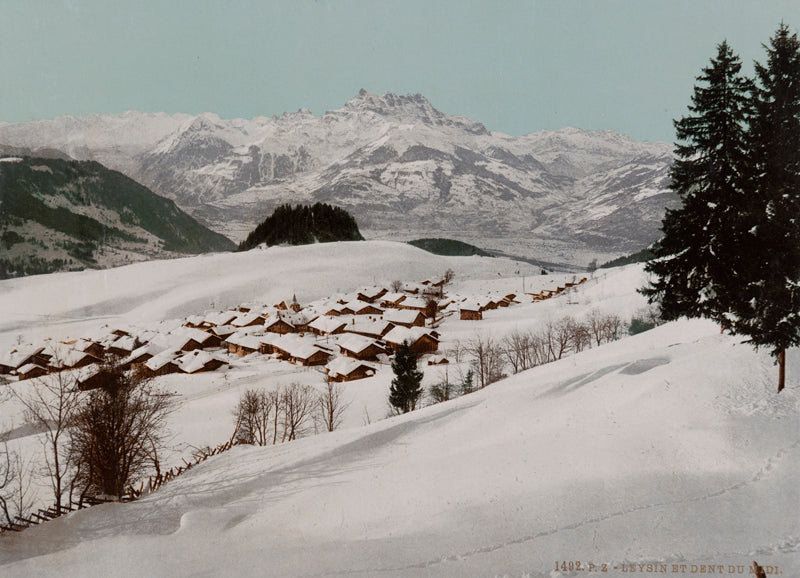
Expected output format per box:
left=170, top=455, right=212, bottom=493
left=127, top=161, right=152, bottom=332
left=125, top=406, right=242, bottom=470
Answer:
left=733, top=24, right=800, bottom=392
left=389, top=341, right=424, bottom=413
left=643, top=41, right=752, bottom=327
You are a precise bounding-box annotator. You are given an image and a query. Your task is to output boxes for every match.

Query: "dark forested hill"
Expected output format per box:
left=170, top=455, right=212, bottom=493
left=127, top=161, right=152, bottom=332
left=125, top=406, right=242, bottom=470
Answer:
left=237, top=203, right=364, bottom=251
left=0, top=157, right=235, bottom=278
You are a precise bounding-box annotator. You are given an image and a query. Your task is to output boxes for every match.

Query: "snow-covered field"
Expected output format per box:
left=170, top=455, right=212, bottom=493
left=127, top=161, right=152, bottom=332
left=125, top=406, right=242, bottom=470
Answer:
left=0, top=241, right=797, bottom=577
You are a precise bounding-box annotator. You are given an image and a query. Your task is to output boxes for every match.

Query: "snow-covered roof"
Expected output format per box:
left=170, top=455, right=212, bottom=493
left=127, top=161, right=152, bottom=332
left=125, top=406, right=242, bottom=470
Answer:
left=344, top=318, right=393, bottom=336
left=309, top=316, right=347, bottom=333
left=144, top=350, right=179, bottom=372
left=203, top=311, right=239, bottom=327
left=325, top=357, right=375, bottom=378
left=231, top=312, right=264, bottom=327
left=383, top=309, right=425, bottom=325
left=383, top=326, right=437, bottom=346
left=0, top=346, right=46, bottom=369
left=337, top=334, right=382, bottom=355
left=176, top=350, right=226, bottom=374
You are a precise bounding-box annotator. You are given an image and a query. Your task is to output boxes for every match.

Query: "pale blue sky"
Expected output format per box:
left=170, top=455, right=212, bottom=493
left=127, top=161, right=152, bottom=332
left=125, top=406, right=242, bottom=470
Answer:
left=1, top=1, right=799, bottom=142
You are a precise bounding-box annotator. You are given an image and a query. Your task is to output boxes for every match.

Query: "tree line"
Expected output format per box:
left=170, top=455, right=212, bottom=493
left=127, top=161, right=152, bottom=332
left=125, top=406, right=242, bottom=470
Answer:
left=643, top=24, right=800, bottom=392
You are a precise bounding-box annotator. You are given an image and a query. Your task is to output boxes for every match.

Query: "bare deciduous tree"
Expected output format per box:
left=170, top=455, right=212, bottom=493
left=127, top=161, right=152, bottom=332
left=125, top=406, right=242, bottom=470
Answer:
left=70, top=360, right=175, bottom=500
left=0, top=441, right=20, bottom=526
left=465, top=332, right=505, bottom=388
left=281, top=382, right=317, bottom=442
left=317, top=376, right=350, bottom=433
left=391, top=279, right=403, bottom=293
left=10, top=356, right=82, bottom=511
left=232, top=389, right=277, bottom=446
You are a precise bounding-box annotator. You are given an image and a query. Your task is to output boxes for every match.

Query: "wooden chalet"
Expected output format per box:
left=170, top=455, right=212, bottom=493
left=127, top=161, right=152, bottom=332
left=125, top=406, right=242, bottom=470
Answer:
left=226, top=334, right=261, bottom=357
left=201, top=311, right=239, bottom=328
left=49, top=349, right=101, bottom=372
left=325, top=357, right=376, bottom=382
left=337, top=334, right=386, bottom=362
left=357, top=287, right=388, bottom=304
left=345, top=300, right=383, bottom=316
left=343, top=319, right=395, bottom=340
left=383, top=309, right=426, bottom=328
left=231, top=312, right=266, bottom=328
left=140, top=353, right=181, bottom=378
left=427, top=356, right=449, bottom=366
left=397, top=296, right=428, bottom=312
left=15, top=363, right=48, bottom=380
left=308, top=317, right=347, bottom=336
left=0, top=346, right=51, bottom=375
left=176, top=351, right=228, bottom=374
left=383, top=326, right=439, bottom=355
left=459, top=302, right=483, bottom=321
left=271, top=336, right=332, bottom=366
left=265, top=317, right=295, bottom=335
left=380, top=292, right=407, bottom=308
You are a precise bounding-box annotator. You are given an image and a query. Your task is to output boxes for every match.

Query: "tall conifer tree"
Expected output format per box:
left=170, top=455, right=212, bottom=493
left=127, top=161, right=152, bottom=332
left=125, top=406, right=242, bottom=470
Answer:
left=734, top=24, right=800, bottom=392
left=643, top=41, right=752, bottom=326
left=389, top=341, right=424, bottom=413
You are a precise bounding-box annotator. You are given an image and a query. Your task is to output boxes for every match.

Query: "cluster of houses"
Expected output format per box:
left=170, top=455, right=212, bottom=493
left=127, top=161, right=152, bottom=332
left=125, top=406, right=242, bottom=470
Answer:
left=0, top=281, right=449, bottom=388
left=1, top=274, right=571, bottom=389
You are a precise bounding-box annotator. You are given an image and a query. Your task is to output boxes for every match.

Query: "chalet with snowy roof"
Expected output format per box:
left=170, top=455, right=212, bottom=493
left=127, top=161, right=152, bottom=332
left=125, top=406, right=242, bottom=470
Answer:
left=119, top=343, right=167, bottom=371
left=15, top=363, right=48, bottom=381
left=176, top=351, right=227, bottom=374
left=397, top=296, right=428, bottom=312
left=427, top=355, right=449, bottom=366
left=264, top=317, right=295, bottom=335
left=0, top=346, right=50, bottom=375
left=343, top=319, right=395, bottom=340
left=337, top=334, right=386, bottom=362
left=383, top=309, right=426, bottom=328
left=383, top=326, right=439, bottom=355
left=68, top=338, right=106, bottom=358
left=322, top=303, right=346, bottom=316
left=459, top=302, right=483, bottom=320
left=231, top=312, right=266, bottom=328
left=225, top=334, right=261, bottom=357
left=346, top=300, right=383, bottom=316
left=48, top=349, right=101, bottom=372
left=357, top=287, right=388, bottom=304
left=140, top=352, right=181, bottom=378
left=325, top=357, right=376, bottom=382
left=270, top=336, right=332, bottom=366
left=201, top=311, right=239, bottom=328
left=380, top=292, right=407, bottom=308
left=308, top=317, right=347, bottom=336
left=281, top=312, right=314, bottom=332
left=209, top=325, right=237, bottom=340
left=105, top=335, right=138, bottom=357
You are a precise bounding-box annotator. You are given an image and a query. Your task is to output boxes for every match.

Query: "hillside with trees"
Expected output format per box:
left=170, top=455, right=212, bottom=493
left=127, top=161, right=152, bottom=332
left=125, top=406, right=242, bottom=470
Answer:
left=237, top=203, right=364, bottom=251
left=0, top=157, right=235, bottom=278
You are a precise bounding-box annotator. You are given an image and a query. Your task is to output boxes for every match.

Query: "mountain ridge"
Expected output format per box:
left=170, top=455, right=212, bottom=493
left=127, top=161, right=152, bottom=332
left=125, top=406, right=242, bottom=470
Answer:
left=0, top=91, right=677, bottom=262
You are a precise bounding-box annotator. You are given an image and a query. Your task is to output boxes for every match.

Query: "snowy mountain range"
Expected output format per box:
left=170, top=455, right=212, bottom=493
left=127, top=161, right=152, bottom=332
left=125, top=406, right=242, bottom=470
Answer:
left=0, top=91, right=677, bottom=261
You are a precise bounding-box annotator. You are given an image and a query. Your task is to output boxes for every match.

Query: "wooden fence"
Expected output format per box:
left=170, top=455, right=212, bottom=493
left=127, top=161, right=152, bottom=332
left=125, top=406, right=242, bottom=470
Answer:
left=0, top=438, right=240, bottom=534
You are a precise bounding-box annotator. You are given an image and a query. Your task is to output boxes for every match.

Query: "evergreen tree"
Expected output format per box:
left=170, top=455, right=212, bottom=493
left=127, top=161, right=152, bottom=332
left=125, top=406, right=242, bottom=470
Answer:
left=643, top=41, right=752, bottom=327
left=389, top=341, right=424, bottom=413
left=733, top=24, right=800, bottom=392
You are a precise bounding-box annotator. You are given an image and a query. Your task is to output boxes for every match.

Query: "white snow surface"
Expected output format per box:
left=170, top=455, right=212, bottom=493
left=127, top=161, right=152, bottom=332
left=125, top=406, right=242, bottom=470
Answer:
left=0, top=243, right=797, bottom=577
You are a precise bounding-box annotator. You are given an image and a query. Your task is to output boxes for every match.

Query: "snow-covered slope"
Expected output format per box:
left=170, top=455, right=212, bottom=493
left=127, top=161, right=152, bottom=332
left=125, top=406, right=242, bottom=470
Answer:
left=0, top=244, right=796, bottom=577
left=0, top=91, right=676, bottom=261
